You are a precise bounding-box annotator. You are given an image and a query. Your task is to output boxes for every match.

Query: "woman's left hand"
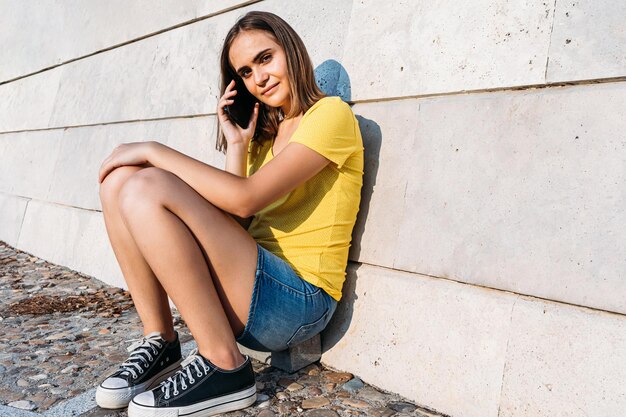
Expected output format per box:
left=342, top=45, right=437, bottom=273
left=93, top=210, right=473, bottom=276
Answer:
left=98, top=141, right=158, bottom=184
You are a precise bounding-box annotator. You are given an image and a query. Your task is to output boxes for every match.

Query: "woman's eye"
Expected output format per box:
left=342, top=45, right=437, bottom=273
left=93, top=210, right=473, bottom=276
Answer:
left=262, top=54, right=272, bottom=63
left=241, top=70, right=251, bottom=78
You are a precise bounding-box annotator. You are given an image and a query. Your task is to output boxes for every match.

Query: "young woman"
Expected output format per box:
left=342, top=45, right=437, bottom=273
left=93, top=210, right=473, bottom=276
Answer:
left=95, top=11, right=363, bottom=417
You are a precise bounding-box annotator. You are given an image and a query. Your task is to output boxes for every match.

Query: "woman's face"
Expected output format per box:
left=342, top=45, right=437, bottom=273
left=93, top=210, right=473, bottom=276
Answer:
left=229, top=30, right=291, bottom=112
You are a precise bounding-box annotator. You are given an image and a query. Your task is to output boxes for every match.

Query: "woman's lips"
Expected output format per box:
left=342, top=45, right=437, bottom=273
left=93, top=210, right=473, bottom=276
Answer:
left=262, top=83, right=279, bottom=95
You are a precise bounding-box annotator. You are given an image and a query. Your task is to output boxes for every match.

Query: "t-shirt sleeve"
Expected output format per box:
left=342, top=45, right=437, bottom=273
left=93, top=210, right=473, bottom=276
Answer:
left=289, top=97, right=357, bottom=169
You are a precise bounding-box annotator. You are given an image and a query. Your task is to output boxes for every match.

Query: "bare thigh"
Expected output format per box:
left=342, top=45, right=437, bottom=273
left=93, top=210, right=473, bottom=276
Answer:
left=119, top=167, right=258, bottom=337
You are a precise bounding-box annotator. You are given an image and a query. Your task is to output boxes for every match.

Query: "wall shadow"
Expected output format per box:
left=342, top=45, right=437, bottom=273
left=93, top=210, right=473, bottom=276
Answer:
left=347, top=115, right=381, bottom=261
left=313, top=60, right=383, bottom=353
left=321, top=115, right=382, bottom=353
left=321, top=262, right=363, bottom=352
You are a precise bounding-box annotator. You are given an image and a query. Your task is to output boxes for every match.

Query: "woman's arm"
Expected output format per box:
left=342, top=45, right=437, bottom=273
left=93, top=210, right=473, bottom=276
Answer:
left=224, top=142, right=248, bottom=177
left=219, top=80, right=259, bottom=178
left=224, top=142, right=252, bottom=228
left=148, top=141, right=330, bottom=218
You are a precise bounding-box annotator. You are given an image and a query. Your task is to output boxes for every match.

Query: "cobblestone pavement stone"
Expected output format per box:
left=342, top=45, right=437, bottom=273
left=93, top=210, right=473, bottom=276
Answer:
left=0, top=241, right=446, bottom=417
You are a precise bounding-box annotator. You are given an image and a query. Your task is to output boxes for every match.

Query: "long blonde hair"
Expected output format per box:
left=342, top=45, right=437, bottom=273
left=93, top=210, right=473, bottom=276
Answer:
left=216, top=11, right=325, bottom=153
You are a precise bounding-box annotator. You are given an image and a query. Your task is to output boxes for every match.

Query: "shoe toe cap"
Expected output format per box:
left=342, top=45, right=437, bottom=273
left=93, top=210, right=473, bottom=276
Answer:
left=132, top=390, right=155, bottom=406
left=100, top=377, right=129, bottom=389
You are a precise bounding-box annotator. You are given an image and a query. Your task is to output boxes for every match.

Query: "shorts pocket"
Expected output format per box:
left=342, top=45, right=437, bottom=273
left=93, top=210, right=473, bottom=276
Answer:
left=286, top=309, right=330, bottom=348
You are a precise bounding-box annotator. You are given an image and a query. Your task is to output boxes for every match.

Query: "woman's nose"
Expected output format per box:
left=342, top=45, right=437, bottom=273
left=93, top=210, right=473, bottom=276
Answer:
left=254, top=68, right=269, bottom=86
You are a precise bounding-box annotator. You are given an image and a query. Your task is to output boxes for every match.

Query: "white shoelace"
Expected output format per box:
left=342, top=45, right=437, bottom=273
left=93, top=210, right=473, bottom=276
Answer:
left=160, top=349, right=210, bottom=399
left=117, top=336, right=163, bottom=380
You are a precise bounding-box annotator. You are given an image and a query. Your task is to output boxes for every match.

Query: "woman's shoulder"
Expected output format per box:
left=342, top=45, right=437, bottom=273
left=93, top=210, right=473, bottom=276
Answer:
left=294, top=96, right=359, bottom=145
left=310, top=96, right=350, bottom=111
left=303, top=96, right=354, bottom=123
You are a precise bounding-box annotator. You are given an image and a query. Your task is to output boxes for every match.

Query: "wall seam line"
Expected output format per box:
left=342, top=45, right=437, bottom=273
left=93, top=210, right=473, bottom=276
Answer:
left=15, top=198, right=30, bottom=248
left=0, top=192, right=101, bottom=213
left=351, top=76, right=626, bottom=105
left=497, top=295, right=519, bottom=417
left=0, top=113, right=214, bottom=136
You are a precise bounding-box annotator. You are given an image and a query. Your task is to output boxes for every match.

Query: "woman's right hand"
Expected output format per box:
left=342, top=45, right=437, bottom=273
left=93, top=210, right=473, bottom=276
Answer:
left=217, top=79, right=260, bottom=149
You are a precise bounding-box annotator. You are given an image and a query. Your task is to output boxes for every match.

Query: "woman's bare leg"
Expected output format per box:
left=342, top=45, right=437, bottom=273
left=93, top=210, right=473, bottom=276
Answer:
left=99, top=165, right=176, bottom=342
left=117, top=167, right=258, bottom=370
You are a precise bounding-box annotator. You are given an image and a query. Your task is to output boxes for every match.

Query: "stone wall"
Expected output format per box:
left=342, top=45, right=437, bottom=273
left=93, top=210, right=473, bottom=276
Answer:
left=1, top=1, right=624, bottom=416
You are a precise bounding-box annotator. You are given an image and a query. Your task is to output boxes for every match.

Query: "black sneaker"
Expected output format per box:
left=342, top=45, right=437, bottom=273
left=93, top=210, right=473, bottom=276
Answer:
left=128, top=348, right=257, bottom=417
left=96, top=331, right=182, bottom=409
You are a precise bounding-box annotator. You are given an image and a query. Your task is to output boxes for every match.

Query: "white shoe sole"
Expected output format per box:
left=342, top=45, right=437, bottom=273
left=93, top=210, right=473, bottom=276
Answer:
left=127, top=384, right=257, bottom=417
left=96, top=360, right=182, bottom=409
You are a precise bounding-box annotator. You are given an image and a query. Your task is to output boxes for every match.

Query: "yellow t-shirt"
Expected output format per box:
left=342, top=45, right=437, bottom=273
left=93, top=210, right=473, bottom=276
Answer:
left=246, top=96, right=364, bottom=301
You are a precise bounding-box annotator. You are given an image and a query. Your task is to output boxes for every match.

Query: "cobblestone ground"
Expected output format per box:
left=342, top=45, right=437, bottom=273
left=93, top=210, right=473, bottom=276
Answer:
left=0, top=241, right=445, bottom=417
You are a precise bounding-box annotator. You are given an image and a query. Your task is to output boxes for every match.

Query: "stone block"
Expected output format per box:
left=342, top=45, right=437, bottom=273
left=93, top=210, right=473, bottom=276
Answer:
left=49, top=116, right=222, bottom=211
left=237, top=334, right=322, bottom=373
left=16, top=199, right=126, bottom=289
left=0, top=116, right=223, bottom=210
left=46, top=18, right=219, bottom=129
left=0, top=67, right=62, bottom=132
left=0, top=128, right=63, bottom=198
left=0, top=1, right=251, bottom=83
left=348, top=106, right=411, bottom=267
left=351, top=82, right=626, bottom=314
left=342, top=0, right=555, bottom=101
left=498, top=297, right=626, bottom=416
left=547, top=1, right=626, bottom=82
left=322, top=263, right=514, bottom=417
left=271, top=333, right=322, bottom=373
left=237, top=344, right=272, bottom=366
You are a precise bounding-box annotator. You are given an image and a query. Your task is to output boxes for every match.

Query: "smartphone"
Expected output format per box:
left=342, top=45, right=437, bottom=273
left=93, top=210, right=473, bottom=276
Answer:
left=224, top=77, right=258, bottom=128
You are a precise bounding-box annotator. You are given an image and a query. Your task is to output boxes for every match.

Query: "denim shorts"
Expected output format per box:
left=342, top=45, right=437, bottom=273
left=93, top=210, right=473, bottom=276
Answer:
left=235, top=243, right=338, bottom=352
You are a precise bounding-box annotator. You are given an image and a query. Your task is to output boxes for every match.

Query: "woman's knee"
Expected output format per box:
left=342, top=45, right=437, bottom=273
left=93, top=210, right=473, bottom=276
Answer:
left=99, top=165, right=144, bottom=206
left=117, top=167, right=171, bottom=214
